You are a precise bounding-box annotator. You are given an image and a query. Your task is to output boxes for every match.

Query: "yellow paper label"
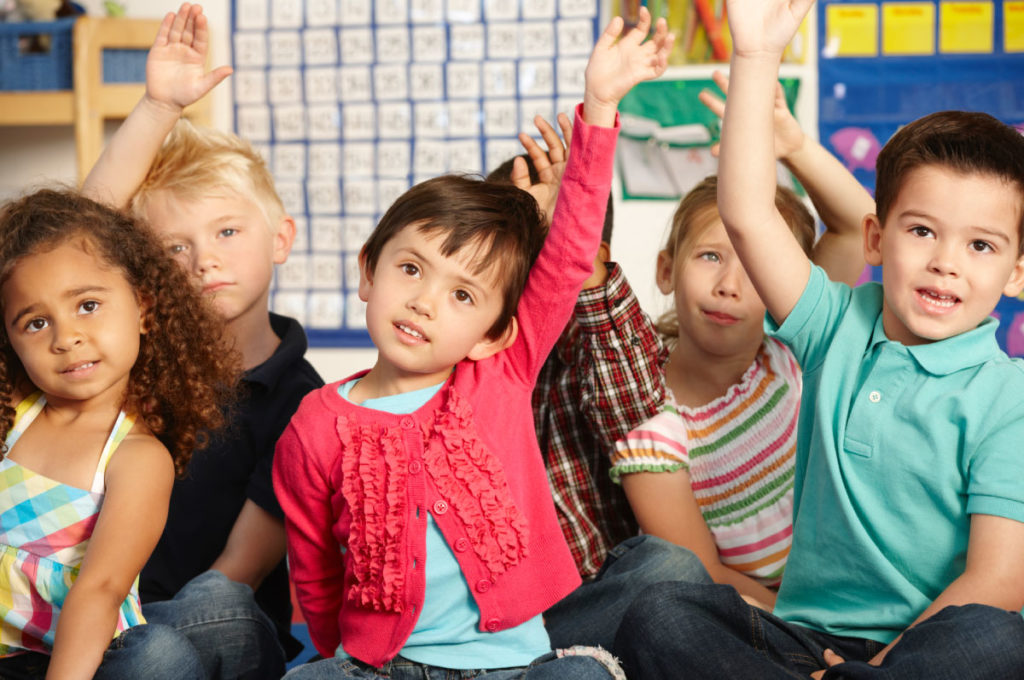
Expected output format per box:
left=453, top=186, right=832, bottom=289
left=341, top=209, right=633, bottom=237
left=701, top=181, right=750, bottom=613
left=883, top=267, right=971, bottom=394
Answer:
left=882, top=3, right=936, bottom=54
left=826, top=4, right=880, bottom=56
left=1006, top=1, right=1024, bottom=52
left=939, top=1, right=994, bottom=53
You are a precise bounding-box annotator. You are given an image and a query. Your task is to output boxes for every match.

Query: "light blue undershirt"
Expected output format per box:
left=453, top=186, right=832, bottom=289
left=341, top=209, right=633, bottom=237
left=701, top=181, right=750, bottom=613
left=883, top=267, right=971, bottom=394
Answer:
left=336, top=379, right=550, bottom=669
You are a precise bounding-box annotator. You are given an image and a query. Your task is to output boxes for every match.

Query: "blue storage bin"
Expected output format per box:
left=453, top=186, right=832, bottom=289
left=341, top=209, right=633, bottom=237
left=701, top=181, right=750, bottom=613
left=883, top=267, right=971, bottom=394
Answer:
left=0, top=17, right=76, bottom=91
left=102, top=47, right=147, bottom=83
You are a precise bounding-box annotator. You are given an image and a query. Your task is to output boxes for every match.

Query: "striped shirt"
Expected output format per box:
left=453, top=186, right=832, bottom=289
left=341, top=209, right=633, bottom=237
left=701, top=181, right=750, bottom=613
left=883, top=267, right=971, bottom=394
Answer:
left=611, top=338, right=800, bottom=586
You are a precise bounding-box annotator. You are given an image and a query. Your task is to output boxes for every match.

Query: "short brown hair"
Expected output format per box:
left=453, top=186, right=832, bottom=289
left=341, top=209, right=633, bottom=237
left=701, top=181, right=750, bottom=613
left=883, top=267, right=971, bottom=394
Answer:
left=875, top=111, right=1024, bottom=251
left=656, top=175, right=815, bottom=340
left=0, top=189, right=239, bottom=476
left=361, top=175, right=546, bottom=339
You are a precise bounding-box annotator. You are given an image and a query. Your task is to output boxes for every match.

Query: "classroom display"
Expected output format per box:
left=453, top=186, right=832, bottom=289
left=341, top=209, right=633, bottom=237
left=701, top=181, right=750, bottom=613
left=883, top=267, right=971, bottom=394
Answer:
left=230, top=0, right=600, bottom=347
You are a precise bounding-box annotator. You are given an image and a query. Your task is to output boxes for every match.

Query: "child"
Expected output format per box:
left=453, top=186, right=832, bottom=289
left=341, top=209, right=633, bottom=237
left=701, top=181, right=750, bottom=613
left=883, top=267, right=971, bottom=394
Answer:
left=614, top=0, right=1024, bottom=677
left=0, top=190, right=236, bottom=679
left=82, top=5, right=323, bottom=677
left=272, top=9, right=672, bottom=678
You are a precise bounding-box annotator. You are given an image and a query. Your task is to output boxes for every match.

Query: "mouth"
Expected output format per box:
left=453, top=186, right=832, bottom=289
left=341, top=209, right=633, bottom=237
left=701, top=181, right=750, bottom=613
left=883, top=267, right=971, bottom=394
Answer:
left=915, top=288, right=961, bottom=313
left=394, top=322, right=428, bottom=343
left=61, top=360, right=98, bottom=376
left=202, top=281, right=231, bottom=295
left=703, top=309, right=740, bottom=325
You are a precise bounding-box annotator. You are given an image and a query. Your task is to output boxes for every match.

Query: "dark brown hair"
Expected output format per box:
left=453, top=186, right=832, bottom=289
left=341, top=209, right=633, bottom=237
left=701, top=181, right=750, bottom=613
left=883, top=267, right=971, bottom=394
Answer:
left=361, top=175, right=546, bottom=339
left=875, top=111, right=1024, bottom=251
left=0, top=189, right=239, bottom=476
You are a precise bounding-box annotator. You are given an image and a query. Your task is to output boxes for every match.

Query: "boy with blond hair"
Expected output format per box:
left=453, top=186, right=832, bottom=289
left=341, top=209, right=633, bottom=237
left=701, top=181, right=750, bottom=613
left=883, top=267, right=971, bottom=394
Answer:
left=614, top=0, right=1024, bottom=677
left=83, top=5, right=322, bottom=678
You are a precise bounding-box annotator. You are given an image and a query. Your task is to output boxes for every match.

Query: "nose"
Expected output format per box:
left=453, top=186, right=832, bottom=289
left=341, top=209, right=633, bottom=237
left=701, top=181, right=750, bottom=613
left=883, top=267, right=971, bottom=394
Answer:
left=927, top=241, right=959, bottom=278
left=406, top=287, right=435, bottom=318
left=713, top=261, right=744, bottom=299
left=51, top=320, right=83, bottom=353
left=193, top=242, right=221, bottom=275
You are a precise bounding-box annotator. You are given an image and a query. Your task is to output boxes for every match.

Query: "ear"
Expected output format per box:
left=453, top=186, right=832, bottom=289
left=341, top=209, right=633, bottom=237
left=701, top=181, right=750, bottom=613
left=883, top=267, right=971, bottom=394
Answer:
left=655, top=249, right=675, bottom=295
left=467, top=317, right=518, bottom=361
left=1002, top=254, right=1024, bottom=298
left=271, top=215, right=297, bottom=265
left=596, top=241, right=611, bottom=264
left=863, top=214, right=884, bottom=267
left=357, top=247, right=373, bottom=303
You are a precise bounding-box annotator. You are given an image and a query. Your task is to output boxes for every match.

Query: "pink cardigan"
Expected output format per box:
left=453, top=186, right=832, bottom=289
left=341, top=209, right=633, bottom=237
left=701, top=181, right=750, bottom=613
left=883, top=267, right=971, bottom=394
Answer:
left=273, top=108, right=619, bottom=667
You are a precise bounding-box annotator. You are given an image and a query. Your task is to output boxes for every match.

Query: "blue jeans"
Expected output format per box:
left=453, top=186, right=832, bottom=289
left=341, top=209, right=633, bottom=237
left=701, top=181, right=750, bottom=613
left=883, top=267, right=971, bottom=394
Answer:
left=544, top=535, right=712, bottom=651
left=0, top=623, right=204, bottom=680
left=283, top=651, right=616, bottom=679
left=613, top=581, right=1024, bottom=679
left=143, top=570, right=285, bottom=680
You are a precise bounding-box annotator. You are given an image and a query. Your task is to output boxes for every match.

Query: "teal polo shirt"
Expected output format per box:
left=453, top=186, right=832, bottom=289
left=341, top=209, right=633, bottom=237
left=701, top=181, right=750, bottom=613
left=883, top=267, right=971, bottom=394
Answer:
left=768, top=265, right=1024, bottom=644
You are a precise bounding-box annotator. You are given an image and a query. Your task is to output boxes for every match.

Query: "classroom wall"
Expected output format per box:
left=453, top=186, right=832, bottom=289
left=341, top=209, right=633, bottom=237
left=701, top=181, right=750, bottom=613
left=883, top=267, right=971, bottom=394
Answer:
left=0, top=0, right=817, bottom=381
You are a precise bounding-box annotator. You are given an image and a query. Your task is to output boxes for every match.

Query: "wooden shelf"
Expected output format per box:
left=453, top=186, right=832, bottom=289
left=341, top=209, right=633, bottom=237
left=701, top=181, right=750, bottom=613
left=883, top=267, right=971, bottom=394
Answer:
left=0, top=91, right=74, bottom=125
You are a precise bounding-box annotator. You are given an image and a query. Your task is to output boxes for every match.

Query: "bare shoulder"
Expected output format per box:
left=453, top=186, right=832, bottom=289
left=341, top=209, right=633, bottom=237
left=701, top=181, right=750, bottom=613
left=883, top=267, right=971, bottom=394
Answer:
left=106, top=424, right=174, bottom=483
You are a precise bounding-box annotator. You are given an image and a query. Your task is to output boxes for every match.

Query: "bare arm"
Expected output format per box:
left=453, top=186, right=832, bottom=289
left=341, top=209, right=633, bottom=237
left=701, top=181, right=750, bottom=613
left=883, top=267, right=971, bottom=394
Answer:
left=45, top=436, right=174, bottom=680
left=717, top=0, right=816, bottom=325
left=622, top=470, right=778, bottom=608
left=701, top=70, right=871, bottom=287
left=209, top=500, right=287, bottom=590
left=82, top=3, right=232, bottom=207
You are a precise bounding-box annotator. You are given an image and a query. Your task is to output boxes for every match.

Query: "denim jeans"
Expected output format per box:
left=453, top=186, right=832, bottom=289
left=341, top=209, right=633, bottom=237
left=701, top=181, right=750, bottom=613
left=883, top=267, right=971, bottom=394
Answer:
left=0, top=623, right=204, bottom=680
left=142, top=569, right=285, bottom=680
left=544, top=535, right=712, bottom=651
left=283, top=650, right=617, bottom=680
left=613, top=580, right=1024, bottom=679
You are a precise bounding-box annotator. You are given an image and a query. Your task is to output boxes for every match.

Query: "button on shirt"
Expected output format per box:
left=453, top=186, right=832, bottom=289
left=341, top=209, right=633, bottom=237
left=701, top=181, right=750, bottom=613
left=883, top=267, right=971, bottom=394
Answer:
left=768, top=265, right=1024, bottom=644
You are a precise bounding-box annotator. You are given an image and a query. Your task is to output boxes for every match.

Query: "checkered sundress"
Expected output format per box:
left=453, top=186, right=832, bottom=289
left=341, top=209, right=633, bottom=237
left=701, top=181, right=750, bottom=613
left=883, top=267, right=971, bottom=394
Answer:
left=0, top=392, right=145, bottom=656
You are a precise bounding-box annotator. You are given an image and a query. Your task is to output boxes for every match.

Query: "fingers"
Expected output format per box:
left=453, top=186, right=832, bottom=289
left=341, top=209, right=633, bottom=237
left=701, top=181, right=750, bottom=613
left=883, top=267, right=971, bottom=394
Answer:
left=822, top=649, right=846, bottom=667
left=557, top=112, right=573, bottom=148
left=595, top=14, right=625, bottom=52
left=199, top=65, right=235, bottom=96
left=168, top=2, right=191, bottom=45
left=631, top=6, right=652, bottom=42
left=509, top=155, right=532, bottom=192
left=518, top=130, right=556, bottom=184
left=193, top=11, right=211, bottom=55
left=533, top=115, right=565, bottom=163
left=154, top=11, right=175, bottom=47
left=711, top=69, right=730, bottom=94
left=698, top=89, right=725, bottom=119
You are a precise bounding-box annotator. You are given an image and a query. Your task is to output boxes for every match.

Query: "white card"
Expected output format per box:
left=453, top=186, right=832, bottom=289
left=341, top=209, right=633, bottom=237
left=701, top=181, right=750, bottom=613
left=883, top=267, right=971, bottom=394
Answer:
left=373, top=64, right=409, bottom=101
left=342, top=103, right=377, bottom=140
left=345, top=291, right=367, bottom=329
left=446, top=62, right=481, bottom=99
left=377, top=141, right=412, bottom=177
left=447, top=139, right=482, bottom=174
left=307, top=178, right=342, bottom=215
left=339, top=0, right=371, bottom=25
left=307, top=104, right=341, bottom=140
left=268, top=31, right=302, bottom=65
left=522, top=0, right=556, bottom=19
left=409, top=63, right=444, bottom=100
left=309, top=292, right=344, bottom=329
left=484, top=0, right=518, bottom=20
left=274, top=104, right=309, bottom=141
left=376, top=26, right=410, bottom=63
left=487, top=22, right=519, bottom=59
left=235, top=0, right=268, bottom=31
left=521, top=22, right=555, bottom=57
left=275, top=179, right=305, bottom=215
left=410, top=0, right=443, bottom=23
left=311, top=254, right=344, bottom=290
left=291, top=216, right=309, bottom=252
left=234, top=33, right=267, bottom=67
left=519, top=98, right=556, bottom=134
left=311, top=217, right=344, bottom=251
left=376, top=179, right=410, bottom=213
left=447, top=0, right=481, bottom=22
left=268, top=68, right=303, bottom=103
left=305, top=0, right=336, bottom=26
left=557, top=19, right=595, bottom=56
left=305, top=67, right=338, bottom=103
left=559, top=0, right=597, bottom=18
left=450, top=24, right=485, bottom=60
left=343, top=252, right=362, bottom=292
left=236, top=106, right=271, bottom=142
left=339, top=28, right=375, bottom=64
left=518, top=60, right=554, bottom=97
left=375, top=0, right=409, bottom=24
left=414, top=102, right=448, bottom=138
left=272, top=291, right=308, bottom=326
left=482, top=61, right=516, bottom=97
left=414, top=140, right=447, bottom=175
left=483, top=99, right=518, bottom=136
left=276, top=253, right=309, bottom=289
left=556, top=96, right=579, bottom=118
left=343, top=216, right=376, bottom=250
left=270, top=0, right=303, bottom=28
left=556, top=57, right=588, bottom=95
left=303, top=28, right=338, bottom=65
left=234, top=69, right=267, bottom=104
left=447, top=101, right=480, bottom=137
left=343, top=142, right=377, bottom=177
left=377, top=102, right=413, bottom=139
left=344, top=179, right=378, bottom=214
left=309, top=143, right=342, bottom=177
left=338, top=65, right=372, bottom=101
left=412, top=25, right=447, bottom=62
left=273, top=143, right=306, bottom=178
left=486, top=138, right=525, bottom=173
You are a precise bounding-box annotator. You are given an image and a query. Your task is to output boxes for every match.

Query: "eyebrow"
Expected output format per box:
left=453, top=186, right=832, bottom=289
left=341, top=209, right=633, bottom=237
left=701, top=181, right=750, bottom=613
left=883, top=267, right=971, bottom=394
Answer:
left=399, top=247, right=488, bottom=292
left=9, top=285, right=110, bottom=326
left=899, top=210, right=1012, bottom=245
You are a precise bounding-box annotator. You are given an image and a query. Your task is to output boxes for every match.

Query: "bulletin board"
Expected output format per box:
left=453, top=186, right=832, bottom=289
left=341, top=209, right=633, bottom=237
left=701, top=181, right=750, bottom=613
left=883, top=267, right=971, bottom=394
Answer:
left=817, top=0, right=1024, bottom=354
left=230, top=0, right=601, bottom=347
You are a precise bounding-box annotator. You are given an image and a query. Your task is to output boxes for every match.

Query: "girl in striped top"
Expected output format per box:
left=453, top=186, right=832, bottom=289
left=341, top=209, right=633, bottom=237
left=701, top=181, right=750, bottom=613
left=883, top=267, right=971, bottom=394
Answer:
left=613, top=165, right=867, bottom=609
left=0, top=190, right=235, bottom=679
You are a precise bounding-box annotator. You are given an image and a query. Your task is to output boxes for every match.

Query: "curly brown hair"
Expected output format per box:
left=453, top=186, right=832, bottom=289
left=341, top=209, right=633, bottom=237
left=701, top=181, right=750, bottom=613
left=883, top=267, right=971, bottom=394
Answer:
left=0, top=189, right=239, bottom=476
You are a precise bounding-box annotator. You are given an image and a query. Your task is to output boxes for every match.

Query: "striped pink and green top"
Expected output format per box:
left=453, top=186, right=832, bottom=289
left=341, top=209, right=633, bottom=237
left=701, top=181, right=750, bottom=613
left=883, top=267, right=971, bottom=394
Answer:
left=611, top=338, right=800, bottom=586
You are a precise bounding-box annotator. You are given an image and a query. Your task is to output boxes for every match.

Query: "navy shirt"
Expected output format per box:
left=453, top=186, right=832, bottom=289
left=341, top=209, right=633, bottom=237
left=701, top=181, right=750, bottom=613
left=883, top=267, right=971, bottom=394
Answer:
left=141, top=313, right=323, bottom=657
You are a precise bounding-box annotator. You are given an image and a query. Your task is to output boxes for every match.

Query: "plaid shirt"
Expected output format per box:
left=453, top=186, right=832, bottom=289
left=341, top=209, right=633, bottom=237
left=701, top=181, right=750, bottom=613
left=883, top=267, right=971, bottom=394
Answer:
left=533, top=263, right=667, bottom=578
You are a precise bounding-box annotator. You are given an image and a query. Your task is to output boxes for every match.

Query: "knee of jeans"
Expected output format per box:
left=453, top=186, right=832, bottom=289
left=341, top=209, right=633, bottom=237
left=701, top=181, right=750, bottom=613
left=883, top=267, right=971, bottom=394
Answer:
left=116, top=623, right=196, bottom=662
left=939, top=604, right=1024, bottom=653
left=555, top=646, right=626, bottom=680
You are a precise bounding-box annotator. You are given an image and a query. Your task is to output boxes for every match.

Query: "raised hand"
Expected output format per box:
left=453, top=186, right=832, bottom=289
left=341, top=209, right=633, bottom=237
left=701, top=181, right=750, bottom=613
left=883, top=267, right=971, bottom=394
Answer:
left=145, top=2, right=233, bottom=113
left=511, top=113, right=574, bottom=221
left=726, top=0, right=815, bottom=58
left=583, top=6, right=674, bottom=127
left=699, top=70, right=805, bottom=159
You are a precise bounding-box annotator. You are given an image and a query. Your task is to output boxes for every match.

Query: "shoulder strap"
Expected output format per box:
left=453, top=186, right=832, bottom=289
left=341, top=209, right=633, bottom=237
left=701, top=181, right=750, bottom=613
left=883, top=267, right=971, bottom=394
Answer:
left=90, top=411, right=135, bottom=495
left=4, top=392, right=46, bottom=451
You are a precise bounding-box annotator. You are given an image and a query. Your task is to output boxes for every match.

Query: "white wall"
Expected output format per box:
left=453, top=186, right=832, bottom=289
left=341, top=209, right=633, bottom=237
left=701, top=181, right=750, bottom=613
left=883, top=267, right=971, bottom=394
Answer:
left=0, top=0, right=817, bottom=381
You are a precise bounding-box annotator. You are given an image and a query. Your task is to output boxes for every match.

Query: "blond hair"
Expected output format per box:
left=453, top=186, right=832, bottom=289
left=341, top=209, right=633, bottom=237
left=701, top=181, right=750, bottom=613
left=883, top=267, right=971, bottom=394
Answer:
left=132, top=119, right=285, bottom=231
left=656, top=175, right=815, bottom=343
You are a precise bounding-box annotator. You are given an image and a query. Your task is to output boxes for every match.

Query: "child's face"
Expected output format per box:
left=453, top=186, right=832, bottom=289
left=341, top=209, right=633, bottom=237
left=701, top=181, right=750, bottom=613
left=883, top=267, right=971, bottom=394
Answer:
left=358, top=224, right=515, bottom=391
left=2, top=240, right=145, bottom=407
left=865, top=164, right=1024, bottom=345
left=657, top=218, right=767, bottom=360
left=143, top=190, right=293, bottom=331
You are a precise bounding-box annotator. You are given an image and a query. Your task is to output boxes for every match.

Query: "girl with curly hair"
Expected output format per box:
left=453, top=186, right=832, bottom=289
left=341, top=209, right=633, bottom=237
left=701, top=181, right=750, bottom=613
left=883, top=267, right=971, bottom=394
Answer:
left=0, top=189, right=237, bottom=680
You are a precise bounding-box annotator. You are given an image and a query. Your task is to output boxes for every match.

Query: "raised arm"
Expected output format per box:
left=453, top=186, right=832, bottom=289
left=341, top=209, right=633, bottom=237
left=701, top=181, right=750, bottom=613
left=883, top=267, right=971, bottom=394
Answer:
left=717, top=0, right=816, bottom=325
left=701, top=70, right=872, bottom=287
left=81, top=3, right=232, bottom=207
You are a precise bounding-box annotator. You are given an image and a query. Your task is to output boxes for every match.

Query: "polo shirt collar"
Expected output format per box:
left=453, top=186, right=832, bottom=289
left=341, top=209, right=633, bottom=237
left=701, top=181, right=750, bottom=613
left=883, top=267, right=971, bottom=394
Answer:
left=867, top=313, right=1003, bottom=376
left=245, top=312, right=309, bottom=388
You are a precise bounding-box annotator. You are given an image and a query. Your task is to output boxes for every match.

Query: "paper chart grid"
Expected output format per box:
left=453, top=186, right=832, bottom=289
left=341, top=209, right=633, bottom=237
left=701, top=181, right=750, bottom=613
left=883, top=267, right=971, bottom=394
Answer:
left=230, top=0, right=601, bottom=347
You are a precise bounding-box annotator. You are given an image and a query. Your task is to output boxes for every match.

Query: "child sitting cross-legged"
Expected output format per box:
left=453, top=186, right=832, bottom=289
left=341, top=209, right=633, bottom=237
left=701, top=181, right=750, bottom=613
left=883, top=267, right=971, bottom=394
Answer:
left=272, top=9, right=672, bottom=679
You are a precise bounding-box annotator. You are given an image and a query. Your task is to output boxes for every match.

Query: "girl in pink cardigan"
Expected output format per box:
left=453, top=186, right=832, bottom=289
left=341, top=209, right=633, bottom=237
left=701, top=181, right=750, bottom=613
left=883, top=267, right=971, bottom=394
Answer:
left=273, top=10, right=672, bottom=680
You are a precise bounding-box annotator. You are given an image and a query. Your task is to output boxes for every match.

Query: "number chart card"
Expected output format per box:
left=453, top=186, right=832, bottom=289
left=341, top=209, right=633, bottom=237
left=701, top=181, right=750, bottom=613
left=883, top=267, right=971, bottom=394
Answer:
left=231, top=0, right=601, bottom=347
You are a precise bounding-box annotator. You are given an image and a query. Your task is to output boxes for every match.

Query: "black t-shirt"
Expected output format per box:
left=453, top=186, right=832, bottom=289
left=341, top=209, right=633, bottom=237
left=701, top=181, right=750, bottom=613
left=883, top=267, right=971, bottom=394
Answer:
left=140, top=313, right=323, bottom=658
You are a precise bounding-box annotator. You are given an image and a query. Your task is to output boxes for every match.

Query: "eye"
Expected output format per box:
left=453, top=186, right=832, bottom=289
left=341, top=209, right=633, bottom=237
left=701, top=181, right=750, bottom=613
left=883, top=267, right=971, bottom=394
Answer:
left=453, top=289, right=474, bottom=305
left=698, top=251, right=721, bottom=263
left=78, top=300, right=100, bottom=314
left=218, top=228, right=238, bottom=238
left=969, top=240, right=994, bottom=253
left=400, top=263, right=420, bottom=277
left=168, top=243, right=187, bottom=256
left=25, top=317, right=48, bottom=333
left=909, top=226, right=933, bottom=238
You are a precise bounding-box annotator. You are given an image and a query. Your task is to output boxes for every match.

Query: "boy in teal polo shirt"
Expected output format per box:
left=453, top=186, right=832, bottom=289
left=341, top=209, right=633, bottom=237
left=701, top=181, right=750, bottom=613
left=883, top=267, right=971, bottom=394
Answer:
left=613, top=0, right=1024, bottom=677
